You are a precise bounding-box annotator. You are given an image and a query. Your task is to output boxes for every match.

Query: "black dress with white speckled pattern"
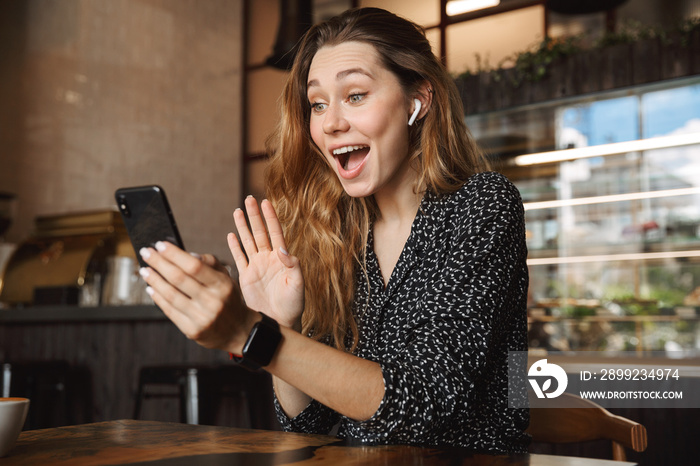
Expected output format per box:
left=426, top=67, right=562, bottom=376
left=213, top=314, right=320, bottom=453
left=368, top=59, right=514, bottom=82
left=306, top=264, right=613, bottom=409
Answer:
left=274, top=172, right=530, bottom=453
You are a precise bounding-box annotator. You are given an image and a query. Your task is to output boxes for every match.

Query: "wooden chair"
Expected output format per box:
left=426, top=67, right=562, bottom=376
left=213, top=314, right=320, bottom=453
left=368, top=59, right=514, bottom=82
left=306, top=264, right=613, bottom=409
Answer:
left=526, top=391, right=647, bottom=461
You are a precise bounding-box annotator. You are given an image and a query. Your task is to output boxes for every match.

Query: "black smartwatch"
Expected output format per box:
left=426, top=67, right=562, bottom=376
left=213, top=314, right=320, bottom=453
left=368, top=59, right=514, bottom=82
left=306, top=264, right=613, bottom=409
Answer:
left=231, top=313, right=282, bottom=371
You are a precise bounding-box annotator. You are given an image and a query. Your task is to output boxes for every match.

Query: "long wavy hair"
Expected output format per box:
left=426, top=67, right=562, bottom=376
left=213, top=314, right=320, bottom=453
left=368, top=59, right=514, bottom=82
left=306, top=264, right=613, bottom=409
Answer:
left=265, top=7, right=490, bottom=351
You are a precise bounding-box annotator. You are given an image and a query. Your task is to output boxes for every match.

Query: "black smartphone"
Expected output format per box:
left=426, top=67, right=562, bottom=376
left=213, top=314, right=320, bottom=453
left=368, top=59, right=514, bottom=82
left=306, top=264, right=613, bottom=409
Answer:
left=115, top=185, right=185, bottom=267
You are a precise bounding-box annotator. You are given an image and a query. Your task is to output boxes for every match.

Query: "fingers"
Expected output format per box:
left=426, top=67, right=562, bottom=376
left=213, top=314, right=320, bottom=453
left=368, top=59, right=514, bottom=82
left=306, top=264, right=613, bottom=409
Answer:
left=230, top=197, right=296, bottom=273
left=139, top=254, right=208, bottom=339
left=141, top=242, right=225, bottom=294
left=140, top=265, right=193, bottom=317
left=261, top=199, right=299, bottom=271
left=233, top=197, right=281, bottom=260
left=146, top=286, right=193, bottom=334
left=261, top=199, right=288, bottom=252
left=228, top=232, right=249, bottom=272
left=233, top=207, right=258, bottom=256
left=245, top=196, right=272, bottom=252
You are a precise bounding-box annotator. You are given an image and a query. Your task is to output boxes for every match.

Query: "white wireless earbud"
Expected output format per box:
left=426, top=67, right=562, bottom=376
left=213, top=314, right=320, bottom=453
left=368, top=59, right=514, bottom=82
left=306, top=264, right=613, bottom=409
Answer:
left=408, top=98, right=422, bottom=126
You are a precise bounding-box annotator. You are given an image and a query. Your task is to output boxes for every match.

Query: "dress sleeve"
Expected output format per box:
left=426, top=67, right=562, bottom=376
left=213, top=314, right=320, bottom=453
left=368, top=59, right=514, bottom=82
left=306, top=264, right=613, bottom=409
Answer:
left=273, top=387, right=340, bottom=435
left=343, top=173, right=528, bottom=445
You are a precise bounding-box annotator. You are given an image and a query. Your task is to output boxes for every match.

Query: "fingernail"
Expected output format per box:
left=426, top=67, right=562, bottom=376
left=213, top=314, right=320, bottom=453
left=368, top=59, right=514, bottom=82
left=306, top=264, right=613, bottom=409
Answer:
left=139, top=248, right=151, bottom=259
left=155, top=241, right=166, bottom=252
left=139, top=267, right=150, bottom=278
left=190, top=252, right=202, bottom=260
left=146, top=286, right=154, bottom=296
left=246, top=194, right=254, bottom=199
left=280, top=247, right=289, bottom=256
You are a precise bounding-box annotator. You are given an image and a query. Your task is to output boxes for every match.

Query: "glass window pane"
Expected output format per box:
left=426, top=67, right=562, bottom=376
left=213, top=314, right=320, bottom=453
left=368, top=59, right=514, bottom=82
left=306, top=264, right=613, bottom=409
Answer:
left=642, top=83, right=700, bottom=138
left=557, top=96, right=640, bottom=149
left=645, top=145, right=700, bottom=190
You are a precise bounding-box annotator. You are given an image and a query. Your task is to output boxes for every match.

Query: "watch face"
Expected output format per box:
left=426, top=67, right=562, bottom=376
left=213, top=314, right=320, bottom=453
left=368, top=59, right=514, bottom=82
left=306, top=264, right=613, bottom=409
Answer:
left=242, top=318, right=282, bottom=368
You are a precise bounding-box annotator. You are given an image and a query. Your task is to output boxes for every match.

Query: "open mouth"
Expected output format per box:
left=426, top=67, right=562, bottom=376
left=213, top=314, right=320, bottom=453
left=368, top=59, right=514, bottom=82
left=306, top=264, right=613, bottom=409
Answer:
left=333, top=145, right=370, bottom=171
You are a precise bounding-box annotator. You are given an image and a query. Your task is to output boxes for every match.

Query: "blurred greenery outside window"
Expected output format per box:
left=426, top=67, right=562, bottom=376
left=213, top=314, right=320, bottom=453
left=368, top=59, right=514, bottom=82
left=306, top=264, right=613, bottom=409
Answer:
left=468, top=78, right=700, bottom=352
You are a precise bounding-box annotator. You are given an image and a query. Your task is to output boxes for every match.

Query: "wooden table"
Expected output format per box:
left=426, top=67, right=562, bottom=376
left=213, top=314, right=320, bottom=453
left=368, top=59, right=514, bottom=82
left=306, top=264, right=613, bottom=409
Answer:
left=3, top=419, right=634, bottom=465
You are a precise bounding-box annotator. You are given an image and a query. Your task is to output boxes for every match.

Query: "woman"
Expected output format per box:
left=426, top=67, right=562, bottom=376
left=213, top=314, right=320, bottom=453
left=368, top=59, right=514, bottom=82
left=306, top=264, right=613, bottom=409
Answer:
left=139, top=7, right=530, bottom=453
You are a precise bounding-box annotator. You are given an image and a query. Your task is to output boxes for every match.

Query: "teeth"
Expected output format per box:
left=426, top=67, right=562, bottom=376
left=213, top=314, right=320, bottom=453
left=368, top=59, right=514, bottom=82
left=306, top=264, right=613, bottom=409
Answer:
left=333, top=145, right=367, bottom=155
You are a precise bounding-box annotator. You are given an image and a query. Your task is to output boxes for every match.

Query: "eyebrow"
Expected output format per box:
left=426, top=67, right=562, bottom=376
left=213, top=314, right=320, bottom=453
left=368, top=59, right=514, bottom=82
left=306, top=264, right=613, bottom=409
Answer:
left=307, top=67, right=374, bottom=89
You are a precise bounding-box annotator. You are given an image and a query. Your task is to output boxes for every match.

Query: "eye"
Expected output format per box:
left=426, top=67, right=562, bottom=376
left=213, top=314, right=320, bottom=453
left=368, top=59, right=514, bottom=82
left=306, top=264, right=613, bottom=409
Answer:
left=310, top=102, right=327, bottom=113
left=348, top=93, right=366, bottom=104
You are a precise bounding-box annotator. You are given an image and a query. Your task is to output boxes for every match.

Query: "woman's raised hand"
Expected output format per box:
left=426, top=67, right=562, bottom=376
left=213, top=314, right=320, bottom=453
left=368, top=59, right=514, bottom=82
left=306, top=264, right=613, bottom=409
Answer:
left=228, top=197, right=305, bottom=330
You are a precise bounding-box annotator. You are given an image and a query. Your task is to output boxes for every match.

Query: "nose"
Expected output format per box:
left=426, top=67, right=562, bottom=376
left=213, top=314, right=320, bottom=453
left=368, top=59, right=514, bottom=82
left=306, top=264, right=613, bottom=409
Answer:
left=322, top=104, right=350, bottom=134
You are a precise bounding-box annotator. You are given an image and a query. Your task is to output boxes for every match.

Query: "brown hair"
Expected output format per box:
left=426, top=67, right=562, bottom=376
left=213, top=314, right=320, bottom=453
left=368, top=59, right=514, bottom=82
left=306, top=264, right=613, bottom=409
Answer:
left=265, top=7, right=489, bottom=350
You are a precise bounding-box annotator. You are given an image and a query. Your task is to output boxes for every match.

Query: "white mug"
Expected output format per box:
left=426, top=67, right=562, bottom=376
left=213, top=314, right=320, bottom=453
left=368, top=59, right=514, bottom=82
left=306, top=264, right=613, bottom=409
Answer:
left=0, top=397, right=30, bottom=457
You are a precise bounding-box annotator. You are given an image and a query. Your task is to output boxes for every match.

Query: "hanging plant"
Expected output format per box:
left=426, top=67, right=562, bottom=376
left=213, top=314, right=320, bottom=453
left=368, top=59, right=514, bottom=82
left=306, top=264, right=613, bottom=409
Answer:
left=594, top=20, right=663, bottom=47
left=507, top=35, right=582, bottom=86
left=457, top=16, right=700, bottom=87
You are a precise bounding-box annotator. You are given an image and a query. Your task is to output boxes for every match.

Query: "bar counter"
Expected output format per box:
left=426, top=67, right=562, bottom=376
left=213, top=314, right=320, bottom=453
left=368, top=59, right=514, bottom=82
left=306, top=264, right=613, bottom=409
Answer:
left=0, top=305, right=246, bottom=426
left=0, top=304, right=166, bottom=323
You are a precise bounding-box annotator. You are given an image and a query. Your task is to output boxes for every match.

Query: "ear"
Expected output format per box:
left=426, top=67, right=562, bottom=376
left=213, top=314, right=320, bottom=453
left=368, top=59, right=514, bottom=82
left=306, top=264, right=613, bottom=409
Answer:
left=411, top=82, right=433, bottom=124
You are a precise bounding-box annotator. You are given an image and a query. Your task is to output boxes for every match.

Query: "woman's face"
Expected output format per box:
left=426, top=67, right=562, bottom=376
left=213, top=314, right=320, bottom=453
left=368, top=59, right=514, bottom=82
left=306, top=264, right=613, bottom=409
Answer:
left=307, top=41, right=417, bottom=199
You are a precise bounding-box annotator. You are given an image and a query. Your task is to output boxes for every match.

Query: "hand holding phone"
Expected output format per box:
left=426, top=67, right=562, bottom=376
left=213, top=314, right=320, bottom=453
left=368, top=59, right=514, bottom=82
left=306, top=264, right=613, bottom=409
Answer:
left=115, top=185, right=184, bottom=267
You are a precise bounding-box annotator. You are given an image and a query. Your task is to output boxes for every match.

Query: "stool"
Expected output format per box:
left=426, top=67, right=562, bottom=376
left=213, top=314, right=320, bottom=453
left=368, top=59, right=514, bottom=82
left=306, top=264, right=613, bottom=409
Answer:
left=1, top=361, right=92, bottom=429
left=133, top=364, right=274, bottom=428
left=133, top=366, right=200, bottom=424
